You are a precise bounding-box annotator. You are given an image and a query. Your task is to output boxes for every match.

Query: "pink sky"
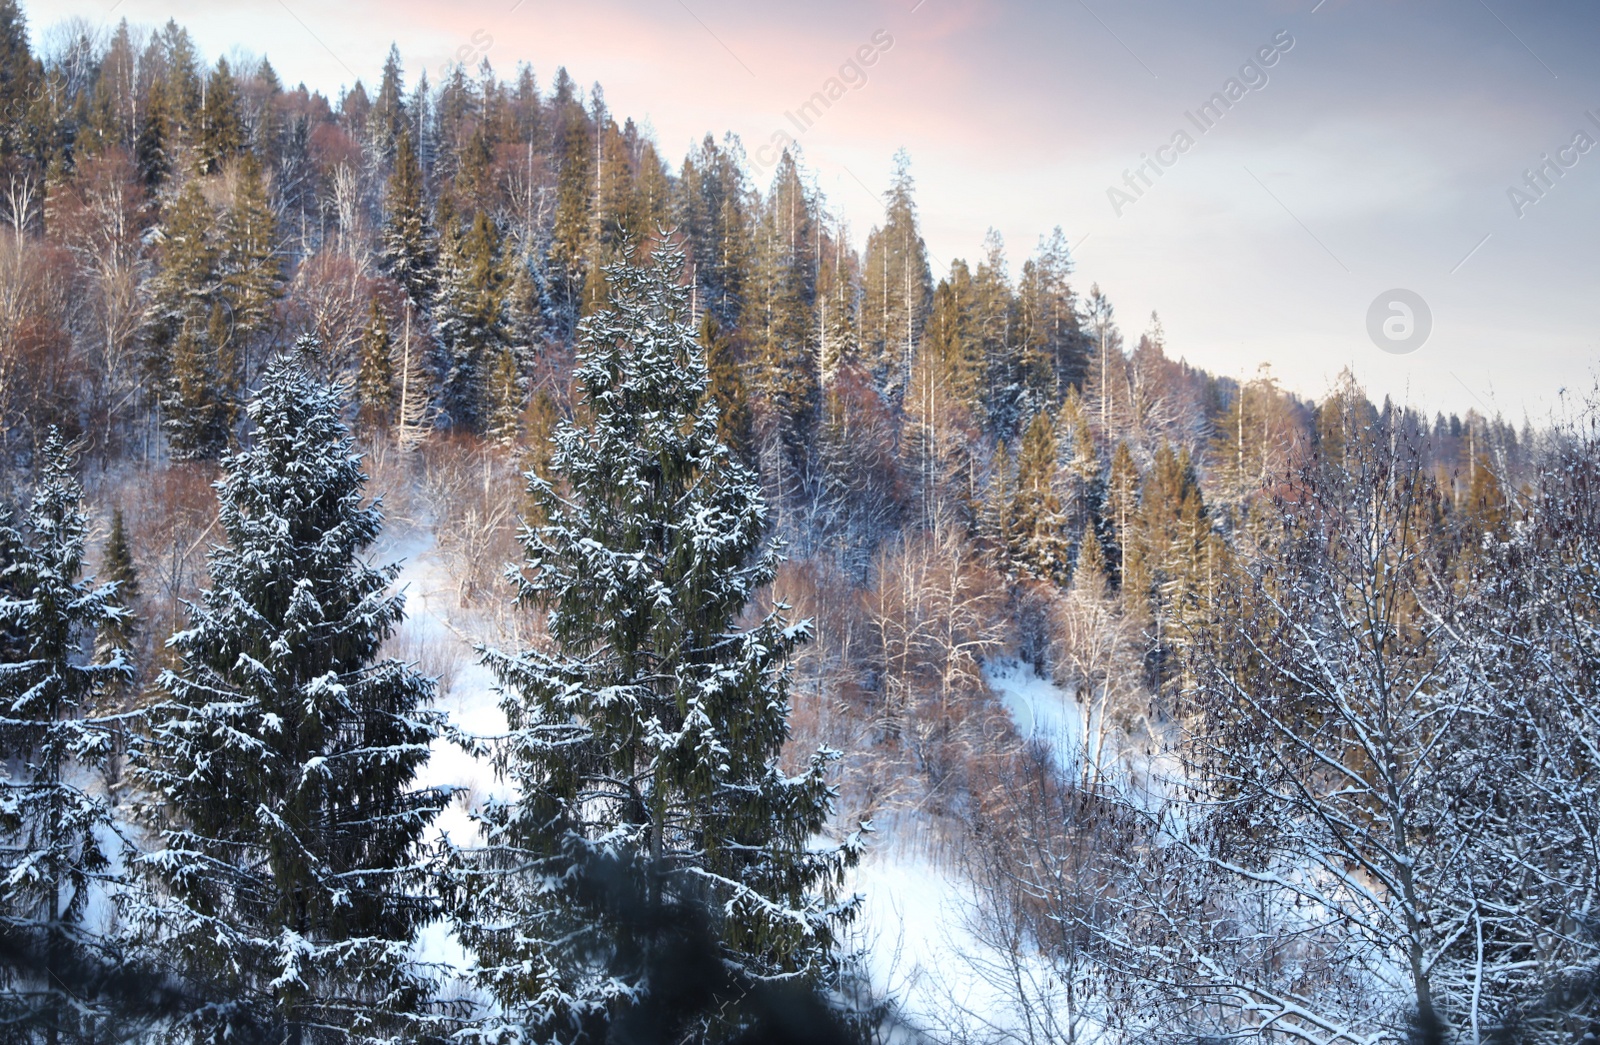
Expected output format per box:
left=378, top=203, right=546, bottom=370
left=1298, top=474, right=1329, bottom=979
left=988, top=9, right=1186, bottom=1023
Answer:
left=27, top=0, right=1600, bottom=418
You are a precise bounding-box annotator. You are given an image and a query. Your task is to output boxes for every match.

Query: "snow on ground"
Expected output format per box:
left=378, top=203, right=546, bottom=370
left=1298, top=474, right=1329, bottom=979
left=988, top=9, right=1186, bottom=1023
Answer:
left=382, top=533, right=511, bottom=977
left=387, top=542, right=1123, bottom=1034
left=847, top=658, right=1111, bottom=1040
left=384, top=533, right=512, bottom=848
left=987, top=657, right=1085, bottom=770
left=850, top=852, right=1024, bottom=1039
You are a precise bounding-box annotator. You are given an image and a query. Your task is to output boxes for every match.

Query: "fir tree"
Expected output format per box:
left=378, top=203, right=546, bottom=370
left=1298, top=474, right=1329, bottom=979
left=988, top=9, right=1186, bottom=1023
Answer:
left=926, top=260, right=983, bottom=416
left=355, top=299, right=396, bottom=434
left=96, top=506, right=140, bottom=683
left=973, top=232, right=1025, bottom=439
left=745, top=151, right=820, bottom=448
left=1102, top=440, right=1139, bottom=591
left=371, top=45, right=406, bottom=154
left=0, top=0, right=41, bottom=160
left=162, top=319, right=230, bottom=460
left=1017, top=227, right=1085, bottom=404
left=144, top=180, right=217, bottom=385
left=196, top=57, right=243, bottom=174
left=699, top=309, right=754, bottom=464
left=0, top=431, right=131, bottom=1038
left=134, top=89, right=171, bottom=189
left=547, top=103, right=593, bottom=327
left=131, top=359, right=447, bottom=1044
left=1072, top=521, right=1110, bottom=599
left=860, top=150, right=932, bottom=397
left=676, top=133, right=752, bottom=331
left=483, top=345, right=524, bottom=446
left=217, top=150, right=281, bottom=346
left=1010, top=409, right=1070, bottom=583
left=380, top=130, right=437, bottom=308
left=432, top=208, right=505, bottom=431
left=456, top=244, right=858, bottom=1041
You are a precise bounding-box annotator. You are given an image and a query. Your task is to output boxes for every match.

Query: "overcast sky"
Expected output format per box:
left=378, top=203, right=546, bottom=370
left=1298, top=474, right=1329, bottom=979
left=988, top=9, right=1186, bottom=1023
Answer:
left=25, top=0, right=1600, bottom=419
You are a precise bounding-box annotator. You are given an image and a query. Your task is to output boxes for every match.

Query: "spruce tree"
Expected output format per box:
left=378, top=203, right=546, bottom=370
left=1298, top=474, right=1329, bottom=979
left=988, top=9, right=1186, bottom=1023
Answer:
left=196, top=57, right=243, bottom=174
left=926, top=260, right=983, bottom=415
left=144, top=180, right=217, bottom=387
left=0, top=431, right=131, bottom=1038
left=547, top=107, right=593, bottom=326
left=483, top=345, right=524, bottom=445
left=131, top=359, right=447, bottom=1044
left=0, top=0, right=41, bottom=161
left=860, top=151, right=932, bottom=396
left=217, top=150, right=282, bottom=347
left=162, top=319, right=230, bottom=460
left=97, top=507, right=139, bottom=661
left=745, top=152, right=819, bottom=445
left=1017, top=227, right=1084, bottom=404
left=134, top=89, right=171, bottom=189
left=355, top=299, right=396, bottom=434
left=1010, top=409, right=1070, bottom=583
left=380, top=130, right=437, bottom=309
left=371, top=45, right=407, bottom=155
left=432, top=208, right=505, bottom=431
left=456, top=244, right=857, bottom=1041
left=699, top=309, right=753, bottom=464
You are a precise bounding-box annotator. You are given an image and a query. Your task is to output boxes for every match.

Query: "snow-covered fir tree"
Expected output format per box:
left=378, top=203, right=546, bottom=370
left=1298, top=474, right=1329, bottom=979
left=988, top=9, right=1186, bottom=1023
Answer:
left=455, top=243, right=859, bottom=1042
left=0, top=430, right=131, bottom=1039
left=130, top=358, right=447, bottom=1044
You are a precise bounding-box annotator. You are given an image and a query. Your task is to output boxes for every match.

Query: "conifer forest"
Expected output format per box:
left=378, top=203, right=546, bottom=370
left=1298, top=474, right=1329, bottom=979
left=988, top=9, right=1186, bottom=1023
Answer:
left=0, top=5, right=1596, bottom=1044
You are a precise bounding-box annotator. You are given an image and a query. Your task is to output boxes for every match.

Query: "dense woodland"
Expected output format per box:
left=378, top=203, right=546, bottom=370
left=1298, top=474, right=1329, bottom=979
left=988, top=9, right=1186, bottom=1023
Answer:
left=0, top=6, right=1596, bottom=1045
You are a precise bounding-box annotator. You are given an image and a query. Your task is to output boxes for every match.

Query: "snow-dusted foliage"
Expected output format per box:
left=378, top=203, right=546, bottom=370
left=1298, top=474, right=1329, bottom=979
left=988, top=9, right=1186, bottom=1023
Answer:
left=1093, top=425, right=1595, bottom=1045
left=1466, top=421, right=1600, bottom=1044
left=454, top=243, right=859, bottom=1041
left=128, top=358, right=446, bottom=1044
left=0, top=430, right=131, bottom=1037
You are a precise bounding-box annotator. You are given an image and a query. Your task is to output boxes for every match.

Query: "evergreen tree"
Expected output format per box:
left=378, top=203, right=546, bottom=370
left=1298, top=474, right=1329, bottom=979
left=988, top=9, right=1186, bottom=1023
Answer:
left=973, top=232, right=1022, bottom=438
left=155, top=21, right=201, bottom=147
left=96, top=506, right=140, bottom=681
left=0, top=0, right=41, bottom=160
left=699, top=309, right=754, bottom=464
left=1072, top=520, right=1110, bottom=599
left=925, top=260, right=983, bottom=416
left=162, top=318, right=231, bottom=460
left=432, top=208, right=506, bottom=431
left=371, top=45, right=407, bottom=154
left=144, top=180, right=217, bottom=385
left=131, top=360, right=446, bottom=1044
left=1010, top=409, right=1070, bottom=583
left=1132, top=441, right=1215, bottom=668
left=676, top=133, right=753, bottom=331
left=380, top=130, right=437, bottom=308
left=547, top=100, right=594, bottom=327
left=196, top=57, right=243, bottom=174
left=483, top=346, right=524, bottom=446
left=355, top=298, right=396, bottom=433
left=134, top=89, right=171, bottom=189
left=1102, top=440, right=1139, bottom=591
left=456, top=245, right=857, bottom=1041
left=860, top=150, right=932, bottom=397
left=83, top=21, right=138, bottom=156
left=981, top=440, right=1017, bottom=572
left=217, top=150, right=281, bottom=346
left=0, top=431, right=131, bottom=1038
left=502, top=237, right=548, bottom=373
left=745, top=151, right=820, bottom=447
left=1016, top=227, right=1084, bottom=405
